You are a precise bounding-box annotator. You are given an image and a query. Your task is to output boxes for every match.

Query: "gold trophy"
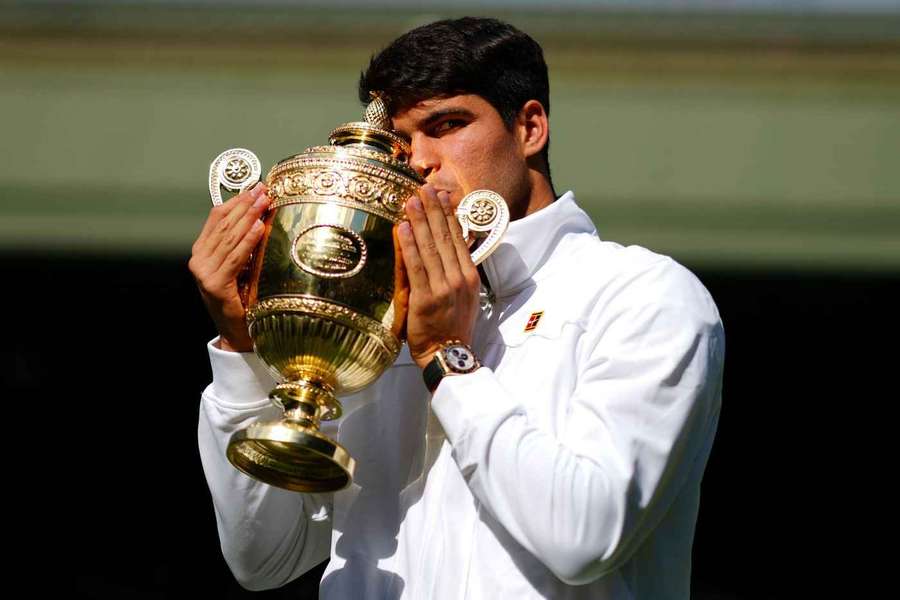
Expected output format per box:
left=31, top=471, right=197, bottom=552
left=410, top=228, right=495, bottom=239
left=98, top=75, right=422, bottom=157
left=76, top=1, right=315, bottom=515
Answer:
left=207, top=96, right=509, bottom=493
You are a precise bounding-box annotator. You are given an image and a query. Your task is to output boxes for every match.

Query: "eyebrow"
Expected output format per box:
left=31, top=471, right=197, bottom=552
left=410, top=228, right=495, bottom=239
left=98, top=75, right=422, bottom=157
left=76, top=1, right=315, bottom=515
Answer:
left=418, top=107, right=476, bottom=129
left=396, top=107, right=477, bottom=139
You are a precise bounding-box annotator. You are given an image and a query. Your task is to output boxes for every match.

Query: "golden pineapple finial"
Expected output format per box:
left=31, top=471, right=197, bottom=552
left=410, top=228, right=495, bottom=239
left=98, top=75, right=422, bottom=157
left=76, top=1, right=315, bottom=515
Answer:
left=364, top=92, right=391, bottom=130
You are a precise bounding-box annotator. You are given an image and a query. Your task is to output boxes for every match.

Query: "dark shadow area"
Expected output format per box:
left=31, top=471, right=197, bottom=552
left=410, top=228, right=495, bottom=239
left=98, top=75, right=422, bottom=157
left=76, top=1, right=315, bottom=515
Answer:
left=5, top=252, right=891, bottom=598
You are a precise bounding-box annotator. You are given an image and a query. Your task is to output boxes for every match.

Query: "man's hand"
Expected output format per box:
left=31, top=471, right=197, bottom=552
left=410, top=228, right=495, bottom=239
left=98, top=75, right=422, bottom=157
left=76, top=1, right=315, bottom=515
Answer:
left=189, top=182, right=270, bottom=353
left=398, top=184, right=482, bottom=370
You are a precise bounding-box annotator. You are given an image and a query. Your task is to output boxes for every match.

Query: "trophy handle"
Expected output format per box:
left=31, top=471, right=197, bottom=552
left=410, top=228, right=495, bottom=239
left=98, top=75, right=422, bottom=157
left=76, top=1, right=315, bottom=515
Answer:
left=208, top=148, right=266, bottom=310
left=208, top=148, right=262, bottom=206
left=455, top=190, right=510, bottom=265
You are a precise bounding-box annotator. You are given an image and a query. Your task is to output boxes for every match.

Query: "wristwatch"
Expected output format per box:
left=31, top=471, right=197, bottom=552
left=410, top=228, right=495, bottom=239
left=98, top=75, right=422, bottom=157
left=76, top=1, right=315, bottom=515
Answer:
left=423, top=341, right=481, bottom=393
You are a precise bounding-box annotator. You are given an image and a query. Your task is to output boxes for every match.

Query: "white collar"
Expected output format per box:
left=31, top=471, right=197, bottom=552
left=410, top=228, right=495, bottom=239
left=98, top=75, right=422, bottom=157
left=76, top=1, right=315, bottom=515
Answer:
left=481, top=191, right=596, bottom=299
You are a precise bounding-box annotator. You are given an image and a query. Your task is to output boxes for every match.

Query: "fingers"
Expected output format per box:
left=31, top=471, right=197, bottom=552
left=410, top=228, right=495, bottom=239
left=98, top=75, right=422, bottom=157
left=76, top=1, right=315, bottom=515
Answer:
left=195, top=182, right=267, bottom=260
left=405, top=189, right=447, bottom=293
left=422, top=188, right=462, bottom=282
left=442, top=194, right=480, bottom=284
left=197, top=182, right=260, bottom=241
left=401, top=184, right=482, bottom=300
left=188, top=182, right=269, bottom=354
left=189, top=182, right=269, bottom=298
left=224, top=218, right=266, bottom=275
left=424, top=188, right=480, bottom=295
left=397, top=220, right=429, bottom=292
left=210, top=188, right=270, bottom=275
left=400, top=188, right=483, bottom=363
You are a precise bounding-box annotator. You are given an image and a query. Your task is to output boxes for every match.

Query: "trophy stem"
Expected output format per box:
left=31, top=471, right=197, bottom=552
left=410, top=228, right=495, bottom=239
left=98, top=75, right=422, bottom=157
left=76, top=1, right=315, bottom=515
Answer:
left=226, top=377, right=355, bottom=493
left=272, top=380, right=339, bottom=430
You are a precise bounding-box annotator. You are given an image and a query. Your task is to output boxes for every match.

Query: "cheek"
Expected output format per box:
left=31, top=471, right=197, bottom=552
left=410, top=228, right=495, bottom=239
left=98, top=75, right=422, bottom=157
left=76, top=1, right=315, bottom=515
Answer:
left=482, top=136, right=529, bottom=200
left=456, top=130, right=520, bottom=187
left=439, top=127, right=527, bottom=208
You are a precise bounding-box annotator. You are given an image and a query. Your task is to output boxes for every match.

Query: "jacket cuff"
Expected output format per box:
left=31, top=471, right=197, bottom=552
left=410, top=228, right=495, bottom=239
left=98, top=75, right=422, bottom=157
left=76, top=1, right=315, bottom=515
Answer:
left=430, top=367, right=523, bottom=461
left=207, top=337, right=277, bottom=409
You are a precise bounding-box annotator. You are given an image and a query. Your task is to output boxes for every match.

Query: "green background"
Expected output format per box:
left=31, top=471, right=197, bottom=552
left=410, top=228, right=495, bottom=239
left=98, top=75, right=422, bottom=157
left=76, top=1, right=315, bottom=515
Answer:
left=2, top=5, right=899, bottom=270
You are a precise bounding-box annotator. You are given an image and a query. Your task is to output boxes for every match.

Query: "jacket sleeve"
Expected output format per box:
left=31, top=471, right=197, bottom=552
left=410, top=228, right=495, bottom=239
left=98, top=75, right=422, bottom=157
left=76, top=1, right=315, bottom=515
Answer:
left=430, top=271, right=725, bottom=585
left=197, top=338, right=333, bottom=591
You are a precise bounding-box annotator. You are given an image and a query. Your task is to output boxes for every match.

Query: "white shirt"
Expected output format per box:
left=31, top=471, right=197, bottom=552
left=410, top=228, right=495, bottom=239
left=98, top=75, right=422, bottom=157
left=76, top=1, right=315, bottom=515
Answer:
left=198, top=191, right=724, bottom=599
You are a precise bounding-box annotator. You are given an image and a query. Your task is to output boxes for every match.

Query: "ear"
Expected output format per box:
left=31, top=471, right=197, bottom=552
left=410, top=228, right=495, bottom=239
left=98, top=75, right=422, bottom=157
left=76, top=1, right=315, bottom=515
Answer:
left=516, top=99, right=549, bottom=160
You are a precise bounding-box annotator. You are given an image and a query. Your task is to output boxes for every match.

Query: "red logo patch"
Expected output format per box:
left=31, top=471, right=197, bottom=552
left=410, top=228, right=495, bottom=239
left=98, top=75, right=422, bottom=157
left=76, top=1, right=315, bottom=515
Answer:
left=524, top=311, right=544, bottom=332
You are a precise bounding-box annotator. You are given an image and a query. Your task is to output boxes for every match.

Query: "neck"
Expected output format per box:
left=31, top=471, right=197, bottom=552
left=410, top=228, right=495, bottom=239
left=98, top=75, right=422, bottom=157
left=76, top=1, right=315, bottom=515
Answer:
left=511, top=169, right=556, bottom=222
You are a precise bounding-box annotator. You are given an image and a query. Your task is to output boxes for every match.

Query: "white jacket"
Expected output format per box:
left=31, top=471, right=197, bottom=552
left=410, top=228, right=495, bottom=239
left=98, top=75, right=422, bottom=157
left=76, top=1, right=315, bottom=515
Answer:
left=198, top=191, right=724, bottom=599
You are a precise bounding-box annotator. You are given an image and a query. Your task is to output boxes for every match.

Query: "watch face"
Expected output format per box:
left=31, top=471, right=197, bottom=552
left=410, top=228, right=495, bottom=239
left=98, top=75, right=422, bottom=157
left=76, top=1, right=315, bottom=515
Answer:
left=443, top=344, right=477, bottom=372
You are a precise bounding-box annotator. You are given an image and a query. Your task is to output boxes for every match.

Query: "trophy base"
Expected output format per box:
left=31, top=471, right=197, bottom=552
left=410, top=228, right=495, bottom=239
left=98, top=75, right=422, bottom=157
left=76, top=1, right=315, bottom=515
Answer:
left=227, top=421, right=355, bottom=493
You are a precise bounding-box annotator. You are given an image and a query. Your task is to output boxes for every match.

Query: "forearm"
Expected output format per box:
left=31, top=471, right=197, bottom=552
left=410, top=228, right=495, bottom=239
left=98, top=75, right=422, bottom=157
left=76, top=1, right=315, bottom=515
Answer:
left=198, top=393, right=332, bottom=590
left=432, top=345, right=721, bottom=585
left=431, top=369, right=627, bottom=583
left=197, top=339, right=332, bottom=589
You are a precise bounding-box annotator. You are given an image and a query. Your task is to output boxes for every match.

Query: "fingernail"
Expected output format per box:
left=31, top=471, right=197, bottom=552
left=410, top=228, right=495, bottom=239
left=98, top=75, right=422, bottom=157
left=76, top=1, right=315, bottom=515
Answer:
left=437, top=192, right=450, bottom=210
left=407, top=197, right=422, bottom=212
left=251, top=219, right=264, bottom=232
left=253, top=193, right=269, bottom=209
left=398, top=222, right=412, bottom=238
left=251, top=182, right=264, bottom=194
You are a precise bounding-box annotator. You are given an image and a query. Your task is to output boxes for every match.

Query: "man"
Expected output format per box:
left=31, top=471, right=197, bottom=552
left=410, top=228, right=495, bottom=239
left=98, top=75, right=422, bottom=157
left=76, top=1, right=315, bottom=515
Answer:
left=191, top=17, right=724, bottom=599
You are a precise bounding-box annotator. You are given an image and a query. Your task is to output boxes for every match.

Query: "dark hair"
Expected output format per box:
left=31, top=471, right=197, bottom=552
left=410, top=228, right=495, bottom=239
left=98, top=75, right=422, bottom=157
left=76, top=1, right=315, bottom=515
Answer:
left=359, top=17, right=551, bottom=171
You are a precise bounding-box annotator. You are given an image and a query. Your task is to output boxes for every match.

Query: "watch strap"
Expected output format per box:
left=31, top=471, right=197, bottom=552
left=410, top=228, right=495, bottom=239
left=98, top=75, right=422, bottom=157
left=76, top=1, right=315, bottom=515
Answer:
left=423, top=357, right=444, bottom=393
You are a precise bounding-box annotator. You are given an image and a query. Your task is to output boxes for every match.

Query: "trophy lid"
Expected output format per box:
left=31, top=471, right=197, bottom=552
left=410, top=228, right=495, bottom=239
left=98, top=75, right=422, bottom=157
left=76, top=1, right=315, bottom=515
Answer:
left=265, top=93, right=424, bottom=222
left=329, top=94, right=412, bottom=163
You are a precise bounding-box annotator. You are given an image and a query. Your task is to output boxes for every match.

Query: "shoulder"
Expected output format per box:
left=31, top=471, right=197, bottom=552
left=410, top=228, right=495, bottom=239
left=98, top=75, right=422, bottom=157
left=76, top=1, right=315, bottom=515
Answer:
left=541, top=234, right=721, bottom=332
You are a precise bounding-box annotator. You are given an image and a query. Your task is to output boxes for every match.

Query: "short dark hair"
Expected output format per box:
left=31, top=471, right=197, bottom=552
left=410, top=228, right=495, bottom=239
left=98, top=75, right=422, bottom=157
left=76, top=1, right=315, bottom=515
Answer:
left=359, top=17, right=551, bottom=170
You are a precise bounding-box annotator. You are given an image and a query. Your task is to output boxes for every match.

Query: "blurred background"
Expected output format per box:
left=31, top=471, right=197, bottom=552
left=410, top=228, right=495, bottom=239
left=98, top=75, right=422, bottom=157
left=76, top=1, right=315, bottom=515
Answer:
left=2, top=0, right=897, bottom=597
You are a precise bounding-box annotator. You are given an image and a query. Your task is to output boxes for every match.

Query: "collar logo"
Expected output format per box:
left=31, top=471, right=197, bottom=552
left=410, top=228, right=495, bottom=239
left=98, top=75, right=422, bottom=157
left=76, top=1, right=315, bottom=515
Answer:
left=524, top=311, right=544, bottom=332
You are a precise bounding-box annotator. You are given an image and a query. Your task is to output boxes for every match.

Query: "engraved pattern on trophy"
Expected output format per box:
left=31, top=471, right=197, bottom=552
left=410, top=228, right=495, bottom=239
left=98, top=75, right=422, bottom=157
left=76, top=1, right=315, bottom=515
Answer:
left=224, top=157, right=250, bottom=185
left=268, top=154, right=418, bottom=222
left=469, top=198, right=497, bottom=226
left=256, top=202, right=398, bottom=324
left=247, top=296, right=402, bottom=355
left=292, top=224, right=369, bottom=279
left=208, top=148, right=262, bottom=206
left=206, top=96, right=509, bottom=493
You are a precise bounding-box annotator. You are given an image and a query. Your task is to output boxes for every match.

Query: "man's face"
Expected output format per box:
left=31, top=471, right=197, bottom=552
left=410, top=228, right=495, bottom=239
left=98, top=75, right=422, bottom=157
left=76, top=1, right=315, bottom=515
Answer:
left=392, top=94, right=531, bottom=213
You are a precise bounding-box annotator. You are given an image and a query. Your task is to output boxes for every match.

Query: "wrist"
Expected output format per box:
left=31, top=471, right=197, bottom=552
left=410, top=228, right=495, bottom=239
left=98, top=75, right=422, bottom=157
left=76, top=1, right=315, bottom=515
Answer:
left=422, top=341, right=481, bottom=393
left=217, top=334, right=253, bottom=353
left=412, top=349, right=438, bottom=371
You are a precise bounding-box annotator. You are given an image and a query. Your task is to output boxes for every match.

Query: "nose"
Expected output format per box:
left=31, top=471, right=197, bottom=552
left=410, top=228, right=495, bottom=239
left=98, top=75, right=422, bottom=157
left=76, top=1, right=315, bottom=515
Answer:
left=409, top=134, right=438, bottom=180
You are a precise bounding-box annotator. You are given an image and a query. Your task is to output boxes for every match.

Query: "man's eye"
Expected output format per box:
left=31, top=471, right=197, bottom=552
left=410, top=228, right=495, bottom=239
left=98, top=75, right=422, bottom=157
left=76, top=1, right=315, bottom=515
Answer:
left=433, top=119, right=464, bottom=135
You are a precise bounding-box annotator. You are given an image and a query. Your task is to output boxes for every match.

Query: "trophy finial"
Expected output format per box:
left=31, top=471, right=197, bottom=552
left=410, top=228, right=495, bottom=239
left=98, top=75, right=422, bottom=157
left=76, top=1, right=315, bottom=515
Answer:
left=364, top=92, right=391, bottom=130
left=330, top=91, right=413, bottom=164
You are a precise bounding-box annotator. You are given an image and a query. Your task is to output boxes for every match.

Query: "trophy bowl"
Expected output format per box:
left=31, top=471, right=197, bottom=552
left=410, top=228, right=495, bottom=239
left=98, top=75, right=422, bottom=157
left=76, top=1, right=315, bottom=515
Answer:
left=207, top=98, right=509, bottom=493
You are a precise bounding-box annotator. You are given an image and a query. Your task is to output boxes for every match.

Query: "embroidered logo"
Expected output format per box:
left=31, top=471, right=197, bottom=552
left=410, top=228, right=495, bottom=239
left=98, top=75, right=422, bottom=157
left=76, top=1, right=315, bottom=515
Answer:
left=524, top=311, right=544, bottom=332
